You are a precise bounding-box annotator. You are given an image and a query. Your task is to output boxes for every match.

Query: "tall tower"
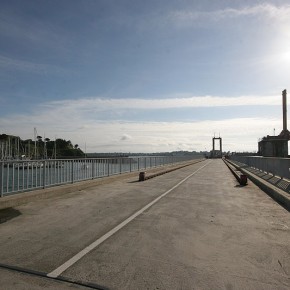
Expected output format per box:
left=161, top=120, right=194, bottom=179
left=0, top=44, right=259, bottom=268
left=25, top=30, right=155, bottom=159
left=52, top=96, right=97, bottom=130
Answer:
left=282, top=89, right=287, bottom=131
left=279, top=89, right=290, bottom=138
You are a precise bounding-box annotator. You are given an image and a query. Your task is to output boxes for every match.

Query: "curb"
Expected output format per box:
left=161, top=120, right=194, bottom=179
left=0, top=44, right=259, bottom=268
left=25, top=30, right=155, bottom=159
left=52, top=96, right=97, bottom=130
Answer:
left=223, top=159, right=247, bottom=185
left=138, top=159, right=205, bottom=181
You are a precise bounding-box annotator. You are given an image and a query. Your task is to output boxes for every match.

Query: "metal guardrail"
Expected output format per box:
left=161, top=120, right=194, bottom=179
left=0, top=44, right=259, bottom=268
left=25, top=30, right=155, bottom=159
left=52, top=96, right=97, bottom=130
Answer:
left=229, top=155, right=290, bottom=180
left=0, top=156, right=202, bottom=197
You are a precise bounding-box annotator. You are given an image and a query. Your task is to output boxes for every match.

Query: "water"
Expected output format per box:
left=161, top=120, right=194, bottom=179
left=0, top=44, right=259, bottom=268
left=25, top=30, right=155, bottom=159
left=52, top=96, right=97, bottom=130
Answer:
left=0, top=156, right=200, bottom=196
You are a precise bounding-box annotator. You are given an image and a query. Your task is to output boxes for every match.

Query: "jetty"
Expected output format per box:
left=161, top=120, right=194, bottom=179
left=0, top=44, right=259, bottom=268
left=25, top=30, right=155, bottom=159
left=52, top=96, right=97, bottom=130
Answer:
left=0, top=159, right=289, bottom=289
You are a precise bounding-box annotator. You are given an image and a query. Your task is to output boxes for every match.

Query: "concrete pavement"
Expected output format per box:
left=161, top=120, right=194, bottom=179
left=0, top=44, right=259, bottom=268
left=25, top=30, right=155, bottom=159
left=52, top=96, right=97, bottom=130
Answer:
left=0, top=159, right=289, bottom=289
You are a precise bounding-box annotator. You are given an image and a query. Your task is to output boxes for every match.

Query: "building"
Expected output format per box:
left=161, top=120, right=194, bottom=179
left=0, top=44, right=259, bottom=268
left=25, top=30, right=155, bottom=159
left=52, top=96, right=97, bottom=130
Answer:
left=258, top=90, right=290, bottom=157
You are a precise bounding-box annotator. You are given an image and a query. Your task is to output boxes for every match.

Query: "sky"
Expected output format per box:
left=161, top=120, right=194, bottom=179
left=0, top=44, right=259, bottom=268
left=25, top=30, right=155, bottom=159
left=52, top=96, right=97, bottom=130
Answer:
left=1, top=0, right=290, bottom=153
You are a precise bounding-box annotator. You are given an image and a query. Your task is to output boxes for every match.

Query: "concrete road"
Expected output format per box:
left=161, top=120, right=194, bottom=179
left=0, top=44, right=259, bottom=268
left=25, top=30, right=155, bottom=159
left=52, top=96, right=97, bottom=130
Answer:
left=0, top=159, right=289, bottom=289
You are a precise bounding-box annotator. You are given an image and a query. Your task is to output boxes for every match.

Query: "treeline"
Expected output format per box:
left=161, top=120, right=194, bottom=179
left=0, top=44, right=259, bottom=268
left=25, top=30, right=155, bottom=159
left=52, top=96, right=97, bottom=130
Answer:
left=87, top=150, right=207, bottom=158
left=0, top=134, right=85, bottom=159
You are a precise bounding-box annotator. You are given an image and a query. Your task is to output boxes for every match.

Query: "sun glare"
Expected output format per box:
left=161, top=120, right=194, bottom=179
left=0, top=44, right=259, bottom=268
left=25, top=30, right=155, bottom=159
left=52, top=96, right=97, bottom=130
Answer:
left=280, top=51, right=290, bottom=62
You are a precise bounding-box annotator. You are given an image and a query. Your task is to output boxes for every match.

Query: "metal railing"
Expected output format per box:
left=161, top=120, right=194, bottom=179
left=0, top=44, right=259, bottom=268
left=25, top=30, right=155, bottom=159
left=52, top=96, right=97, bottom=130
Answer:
left=0, top=155, right=202, bottom=197
left=229, top=155, right=290, bottom=180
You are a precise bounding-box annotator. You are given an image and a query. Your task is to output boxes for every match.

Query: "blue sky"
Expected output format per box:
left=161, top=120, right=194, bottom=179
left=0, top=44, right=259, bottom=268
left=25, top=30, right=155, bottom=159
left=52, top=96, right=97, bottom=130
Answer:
left=1, top=0, right=290, bottom=153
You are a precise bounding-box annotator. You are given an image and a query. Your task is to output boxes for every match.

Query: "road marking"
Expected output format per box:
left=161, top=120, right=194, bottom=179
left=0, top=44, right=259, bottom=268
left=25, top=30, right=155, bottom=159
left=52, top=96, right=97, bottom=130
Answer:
left=47, top=161, right=211, bottom=278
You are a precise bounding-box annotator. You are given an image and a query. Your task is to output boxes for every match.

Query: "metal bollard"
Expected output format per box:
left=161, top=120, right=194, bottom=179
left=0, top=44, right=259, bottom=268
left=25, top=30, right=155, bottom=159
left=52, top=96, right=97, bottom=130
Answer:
left=139, top=172, right=146, bottom=181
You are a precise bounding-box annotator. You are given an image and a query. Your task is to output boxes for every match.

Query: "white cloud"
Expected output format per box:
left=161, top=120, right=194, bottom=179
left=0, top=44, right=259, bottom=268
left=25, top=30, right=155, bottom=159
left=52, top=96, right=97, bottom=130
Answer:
left=0, top=93, right=283, bottom=153
left=69, top=117, right=281, bottom=153
left=43, top=94, right=280, bottom=112
left=169, top=4, right=290, bottom=25
left=0, top=113, right=281, bottom=153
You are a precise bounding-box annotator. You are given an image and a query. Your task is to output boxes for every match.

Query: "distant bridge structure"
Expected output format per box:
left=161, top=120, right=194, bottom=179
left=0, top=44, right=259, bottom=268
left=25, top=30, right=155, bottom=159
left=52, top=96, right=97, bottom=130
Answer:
left=211, top=136, right=222, bottom=158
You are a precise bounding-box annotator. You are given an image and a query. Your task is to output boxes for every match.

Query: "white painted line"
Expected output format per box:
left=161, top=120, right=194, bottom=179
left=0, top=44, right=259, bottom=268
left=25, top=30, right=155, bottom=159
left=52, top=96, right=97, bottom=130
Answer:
left=47, top=161, right=211, bottom=278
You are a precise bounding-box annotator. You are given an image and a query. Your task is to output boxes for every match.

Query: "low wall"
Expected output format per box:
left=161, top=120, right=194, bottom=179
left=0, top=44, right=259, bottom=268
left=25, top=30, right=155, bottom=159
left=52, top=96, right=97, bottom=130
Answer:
left=229, top=155, right=290, bottom=179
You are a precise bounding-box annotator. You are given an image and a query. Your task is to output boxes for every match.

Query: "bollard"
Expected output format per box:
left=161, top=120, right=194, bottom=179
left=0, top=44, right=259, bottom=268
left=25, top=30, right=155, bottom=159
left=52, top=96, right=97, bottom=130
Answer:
left=240, top=174, right=247, bottom=186
left=139, top=172, right=146, bottom=181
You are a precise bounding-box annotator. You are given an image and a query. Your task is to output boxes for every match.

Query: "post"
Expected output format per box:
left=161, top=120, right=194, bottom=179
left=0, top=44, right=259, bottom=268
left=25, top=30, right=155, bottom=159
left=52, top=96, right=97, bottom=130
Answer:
left=71, top=160, right=74, bottom=183
left=92, top=159, right=95, bottom=179
left=139, top=171, right=146, bottom=181
left=43, top=160, right=46, bottom=189
left=240, top=174, right=247, bottom=186
left=0, top=162, right=3, bottom=197
left=282, top=89, right=287, bottom=131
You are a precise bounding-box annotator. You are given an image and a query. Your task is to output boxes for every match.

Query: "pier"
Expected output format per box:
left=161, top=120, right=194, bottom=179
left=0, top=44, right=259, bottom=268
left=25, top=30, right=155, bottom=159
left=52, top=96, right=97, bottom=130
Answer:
left=0, top=159, right=289, bottom=289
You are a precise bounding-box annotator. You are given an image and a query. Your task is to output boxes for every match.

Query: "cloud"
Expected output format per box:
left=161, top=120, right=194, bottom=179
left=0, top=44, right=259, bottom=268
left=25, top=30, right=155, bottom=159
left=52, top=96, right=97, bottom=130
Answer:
left=72, top=117, right=281, bottom=153
left=120, top=134, right=133, bottom=141
left=0, top=55, right=71, bottom=75
left=0, top=112, right=281, bottom=153
left=43, top=94, right=280, bottom=112
left=169, top=4, right=290, bottom=25
left=0, top=93, right=283, bottom=153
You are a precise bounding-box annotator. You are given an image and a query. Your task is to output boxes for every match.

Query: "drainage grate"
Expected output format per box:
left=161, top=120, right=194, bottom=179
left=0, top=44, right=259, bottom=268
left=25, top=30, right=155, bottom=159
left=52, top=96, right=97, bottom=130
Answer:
left=262, top=174, right=274, bottom=181
left=268, top=176, right=281, bottom=185
left=277, top=179, right=290, bottom=191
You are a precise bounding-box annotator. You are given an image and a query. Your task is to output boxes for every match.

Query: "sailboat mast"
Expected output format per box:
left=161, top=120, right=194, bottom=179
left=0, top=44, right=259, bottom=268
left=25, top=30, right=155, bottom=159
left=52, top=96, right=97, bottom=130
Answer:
left=34, top=127, right=37, bottom=159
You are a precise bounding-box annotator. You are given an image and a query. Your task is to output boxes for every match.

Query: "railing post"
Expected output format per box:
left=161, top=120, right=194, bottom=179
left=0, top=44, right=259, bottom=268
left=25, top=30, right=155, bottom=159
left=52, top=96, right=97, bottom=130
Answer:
left=43, top=160, right=47, bottom=189
left=92, top=159, right=95, bottom=179
left=0, top=162, right=3, bottom=197
left=107, top=159, right=110, bottom=176
left=71, top=160, right=74, bottom=183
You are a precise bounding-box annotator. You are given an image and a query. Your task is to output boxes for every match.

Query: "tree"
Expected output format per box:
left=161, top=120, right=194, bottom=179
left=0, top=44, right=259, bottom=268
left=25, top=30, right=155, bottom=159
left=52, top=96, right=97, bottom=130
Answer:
left=0, top=134, right=8, bottom=141
left=1, top=134, right=85, bottom=159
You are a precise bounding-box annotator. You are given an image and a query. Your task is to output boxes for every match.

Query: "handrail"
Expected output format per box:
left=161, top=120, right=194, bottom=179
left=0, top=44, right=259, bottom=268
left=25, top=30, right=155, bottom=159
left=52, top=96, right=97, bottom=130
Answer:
left=0, top=156, right=202, bottom=197
left=229, top=155, right=290, bottom=180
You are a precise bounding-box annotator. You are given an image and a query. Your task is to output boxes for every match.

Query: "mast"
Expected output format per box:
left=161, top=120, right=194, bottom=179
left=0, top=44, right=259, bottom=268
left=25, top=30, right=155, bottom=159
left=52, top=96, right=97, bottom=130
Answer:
left=34, top=128, right=37, bottom=159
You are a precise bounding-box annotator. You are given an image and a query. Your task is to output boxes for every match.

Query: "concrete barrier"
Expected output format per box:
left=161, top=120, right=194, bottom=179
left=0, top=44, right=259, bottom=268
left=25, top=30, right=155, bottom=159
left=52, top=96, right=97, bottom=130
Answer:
left=223, top=159, right=247, bottom=186
left=225, top=159, right=290, bottom=211
left=138, top=159, right=205, bottom=182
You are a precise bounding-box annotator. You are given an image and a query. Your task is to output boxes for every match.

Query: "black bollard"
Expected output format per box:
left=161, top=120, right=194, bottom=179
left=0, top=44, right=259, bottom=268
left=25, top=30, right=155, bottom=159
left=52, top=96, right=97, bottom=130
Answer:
left=139, top=172, right=146, bottom=181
